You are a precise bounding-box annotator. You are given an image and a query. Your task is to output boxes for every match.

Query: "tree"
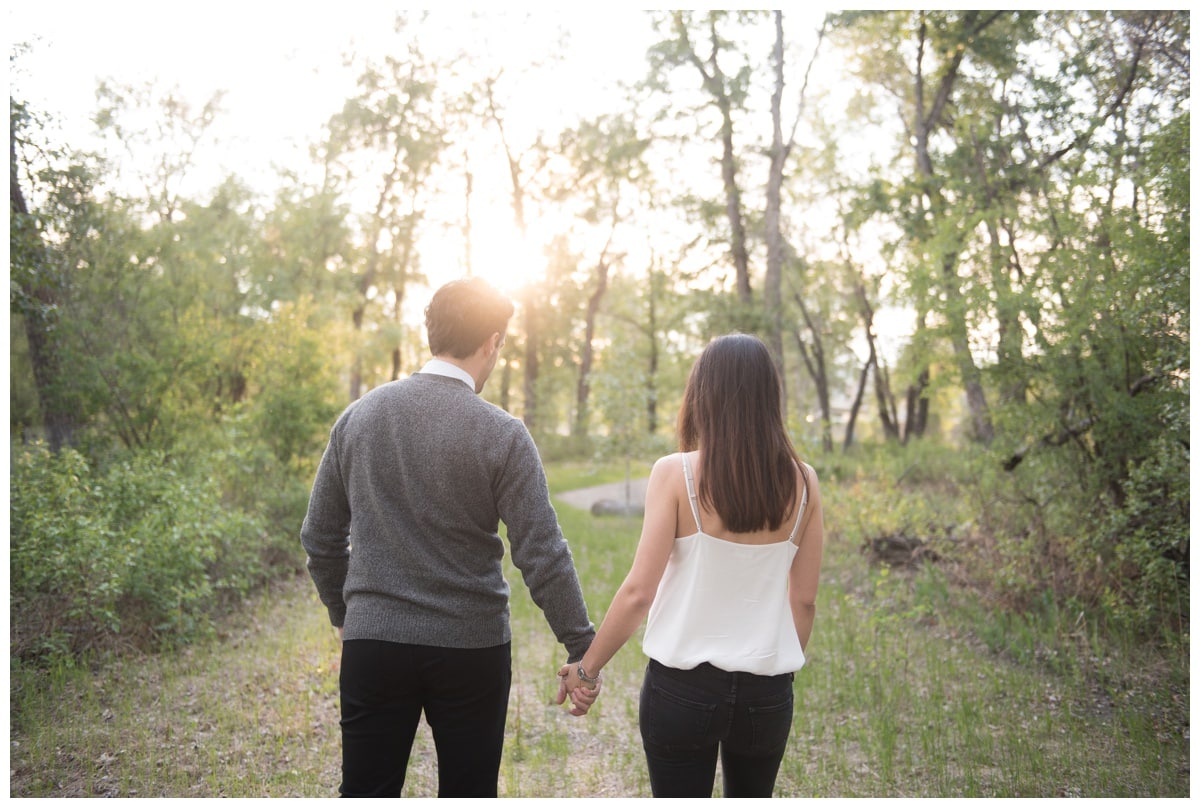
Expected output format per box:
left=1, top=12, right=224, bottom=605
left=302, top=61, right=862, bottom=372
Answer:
left=551, top=112, right=651, bottom=437
left=828, top=11, right=1030, bottom=444
left=764, top=11, right=825, bottom=414
left=324, top=29, right=447, bottom=399
left=10, top=98, right=77, bottom=450
left=92, top=80, right=225, bottom=225
left=647, top=11, right=758, bottom=314
left=830, top=10, right=1189, bottom=626
left=479, top=70, right=554, bottom=428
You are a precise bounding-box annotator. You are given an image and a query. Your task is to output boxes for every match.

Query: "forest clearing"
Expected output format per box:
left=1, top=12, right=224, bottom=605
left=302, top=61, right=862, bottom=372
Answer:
left=11, top=9, right=1188, bottom=799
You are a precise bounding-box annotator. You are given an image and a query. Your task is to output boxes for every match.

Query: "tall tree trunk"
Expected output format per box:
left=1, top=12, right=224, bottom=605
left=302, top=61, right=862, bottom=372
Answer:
left=462, top=148, right=473, bottom=276
left=843, top=353, right=873, bottom=452
left=764, top=11, right=788, bottom=413
left=675, top=12, right=751, bottom=307
left=499, top=356, right=512, bottom=413
left=793, top=293, right=832, bottom=453
left=521, top=291, right=539, bottom=431
left=350, top=304, right=366, bottom=401
left=390, top=281, right=406, bottom=381
left=717, top=93, right=751, bottom=306
left=486, top=79, right=539, bottom=426
left=903, top=312, right=930, bottom=442
left=875, top=359, right=902, bottom=443
left=11, top=137, right=75, bottom=450
left=764, top=11, right=823, bottom=419
left=574, top=257, right=610, bottom=438
left=646, top=268, right=660, bottom=435
left=854, top=281, right=901, bottom=443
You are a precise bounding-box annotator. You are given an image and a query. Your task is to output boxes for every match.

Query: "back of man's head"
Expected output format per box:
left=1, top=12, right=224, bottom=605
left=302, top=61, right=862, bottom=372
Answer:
left=425, top=277, right=515, bottom=359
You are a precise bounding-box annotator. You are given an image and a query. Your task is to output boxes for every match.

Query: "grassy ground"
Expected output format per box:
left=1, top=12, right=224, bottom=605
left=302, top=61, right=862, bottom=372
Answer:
left=8, top=461, right=1190, bottom=797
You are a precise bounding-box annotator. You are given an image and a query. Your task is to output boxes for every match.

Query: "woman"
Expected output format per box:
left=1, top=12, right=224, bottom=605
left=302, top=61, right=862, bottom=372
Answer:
left=558, top=333, right=824, bottom=797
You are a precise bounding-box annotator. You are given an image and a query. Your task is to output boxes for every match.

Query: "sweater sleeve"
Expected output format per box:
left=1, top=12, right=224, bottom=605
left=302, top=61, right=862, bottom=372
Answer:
left=300, top=420, right=351, bottom=628
left=495, top=426, right=596, bottom=661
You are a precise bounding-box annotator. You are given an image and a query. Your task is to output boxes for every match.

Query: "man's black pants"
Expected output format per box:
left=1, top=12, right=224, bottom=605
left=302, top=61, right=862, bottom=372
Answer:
left=338, top=639, right=512, bottom=797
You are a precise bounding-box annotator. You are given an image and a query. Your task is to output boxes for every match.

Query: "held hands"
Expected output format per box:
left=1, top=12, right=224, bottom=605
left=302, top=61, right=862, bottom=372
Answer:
left=555, top=662, right=601, bottom=716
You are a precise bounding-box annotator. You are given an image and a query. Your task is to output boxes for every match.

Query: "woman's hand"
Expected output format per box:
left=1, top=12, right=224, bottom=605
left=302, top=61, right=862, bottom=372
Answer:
left=556, top=662, right=600, bottom=716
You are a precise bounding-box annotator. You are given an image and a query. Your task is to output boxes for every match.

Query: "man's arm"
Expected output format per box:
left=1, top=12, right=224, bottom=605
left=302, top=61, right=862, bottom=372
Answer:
left=300, top=424, right=352, bottom=628
left=496, top=427, right=595, bottom=661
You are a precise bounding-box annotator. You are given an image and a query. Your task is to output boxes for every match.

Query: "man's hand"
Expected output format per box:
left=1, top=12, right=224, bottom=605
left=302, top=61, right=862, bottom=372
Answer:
left=556, top=662, right=600, bottom=716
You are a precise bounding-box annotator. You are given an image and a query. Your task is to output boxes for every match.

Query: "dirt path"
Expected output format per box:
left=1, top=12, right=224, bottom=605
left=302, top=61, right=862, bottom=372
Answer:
left=554, top=477, right=648, bottom=512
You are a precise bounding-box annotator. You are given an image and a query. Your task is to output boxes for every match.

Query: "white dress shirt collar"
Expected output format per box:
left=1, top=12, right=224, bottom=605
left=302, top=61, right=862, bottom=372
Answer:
left=419, top=358, right=476, bottom=391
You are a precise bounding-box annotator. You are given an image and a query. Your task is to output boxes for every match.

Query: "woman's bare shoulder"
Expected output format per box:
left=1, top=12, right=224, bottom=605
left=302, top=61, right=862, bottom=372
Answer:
left=797, top=461, right=822, bottom=501
left=650, top=452, right=684, bottom=479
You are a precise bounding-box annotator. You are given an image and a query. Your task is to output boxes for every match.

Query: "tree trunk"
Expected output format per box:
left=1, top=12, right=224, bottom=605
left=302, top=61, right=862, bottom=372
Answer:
left=904, top=312, right=930, bottom=442
left=854, top=281, right=901, bottom=443
left=764, top=11, right=788, bottom=414
left=717, top=94, right=752, bottom=306
left=675, top=12, right=751, bottom=307
left=874, top=359, right=902, bottom=443
left=350, top=304, right=365, bottom=401
left=11, top=135, right=75, bottom=450
left=904, top=368, right=930, bottom=442
left=486, top=81, right=540, bottom=428
left=522, top=290, right=539, bottom=431
left=574, top=258, right=609, bottom=438
left=793, top=293, right=832, bottom=453
left=646, top=265, right=661, bottom=434
left=843, top=352, right=873, bottom=452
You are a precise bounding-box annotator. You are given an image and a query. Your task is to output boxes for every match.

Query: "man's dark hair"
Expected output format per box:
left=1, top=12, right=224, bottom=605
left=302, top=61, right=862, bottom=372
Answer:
left=425, top=277, right=515, bottom=359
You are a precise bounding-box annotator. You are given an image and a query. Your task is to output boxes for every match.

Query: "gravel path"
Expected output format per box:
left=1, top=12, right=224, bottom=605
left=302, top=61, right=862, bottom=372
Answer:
left=554, top=477, right=649, bottom=512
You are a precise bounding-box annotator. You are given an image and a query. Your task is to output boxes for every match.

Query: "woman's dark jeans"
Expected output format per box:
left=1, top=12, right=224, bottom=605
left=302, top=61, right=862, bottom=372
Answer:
left=639, top=658, right=795, bottom=797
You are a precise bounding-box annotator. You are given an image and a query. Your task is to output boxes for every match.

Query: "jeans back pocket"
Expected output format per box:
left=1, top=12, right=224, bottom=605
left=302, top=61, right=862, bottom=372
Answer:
left=640, top=678, right=721, bottom=751
left=745, top=691, right=793, bottom=754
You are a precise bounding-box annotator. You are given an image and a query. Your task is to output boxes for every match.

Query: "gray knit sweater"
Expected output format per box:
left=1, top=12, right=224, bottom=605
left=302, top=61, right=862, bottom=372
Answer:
left=300, top=373, right=595, bottom=661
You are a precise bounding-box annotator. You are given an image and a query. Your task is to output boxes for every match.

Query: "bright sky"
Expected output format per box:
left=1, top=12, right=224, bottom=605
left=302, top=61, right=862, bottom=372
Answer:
left=9, top=4, right=689, bottom=293
left=10, top=4, right=656, bottom=183
left=8, top=4, right=856, bottom=304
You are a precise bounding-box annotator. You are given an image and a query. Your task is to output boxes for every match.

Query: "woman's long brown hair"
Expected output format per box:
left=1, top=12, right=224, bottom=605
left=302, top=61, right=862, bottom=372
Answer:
left=677, top=334, right=804, bottom=533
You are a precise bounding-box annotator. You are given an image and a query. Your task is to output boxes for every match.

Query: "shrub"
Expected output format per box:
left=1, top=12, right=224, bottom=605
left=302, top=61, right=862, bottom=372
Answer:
left=1085, top=434, right=1189, bottom=636
left=10, top=443, right=267, bottom=662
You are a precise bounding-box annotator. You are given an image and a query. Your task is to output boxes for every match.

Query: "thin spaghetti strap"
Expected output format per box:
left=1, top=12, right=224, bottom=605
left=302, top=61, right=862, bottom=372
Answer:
left=788, top=465, right=810, bottom=545
left=681, top=453, right=704, bottom=533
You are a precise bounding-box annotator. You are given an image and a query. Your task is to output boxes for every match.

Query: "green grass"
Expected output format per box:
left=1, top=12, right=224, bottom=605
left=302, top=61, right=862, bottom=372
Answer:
left=9, top=461, right=1189, bottom=797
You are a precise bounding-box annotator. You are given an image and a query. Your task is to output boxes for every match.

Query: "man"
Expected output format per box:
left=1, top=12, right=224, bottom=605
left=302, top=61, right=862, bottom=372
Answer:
left=301, top=277, right=597, bottom=797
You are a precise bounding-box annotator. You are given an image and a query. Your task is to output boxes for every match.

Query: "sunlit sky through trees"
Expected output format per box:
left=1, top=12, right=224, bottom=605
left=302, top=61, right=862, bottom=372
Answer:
left=10, top=4, right=845, bottom=296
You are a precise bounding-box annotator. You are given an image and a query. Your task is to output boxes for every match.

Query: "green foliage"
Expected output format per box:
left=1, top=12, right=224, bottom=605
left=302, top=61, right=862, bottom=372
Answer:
left=8, top=10, right=1189, bottom=674
left=824, top=437, right=1189, bottom=647
left=10, top=444, right=267, bottom=661
left=821, top=440, right=977, bottom=554
left=1085, top=429, right=1189, bottom=636
left=240, top=299, right=344, bottom=467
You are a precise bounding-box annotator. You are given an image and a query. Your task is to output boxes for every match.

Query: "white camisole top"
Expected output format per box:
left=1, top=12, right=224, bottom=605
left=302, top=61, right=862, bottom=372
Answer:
left=641, top=453, right=809, bottom=676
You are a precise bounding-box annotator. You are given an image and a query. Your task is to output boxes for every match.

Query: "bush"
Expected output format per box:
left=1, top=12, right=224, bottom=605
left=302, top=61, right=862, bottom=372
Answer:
left=1086, top=434, right=1189, bottom=636
left=821, top=438, right=1189, bottom=647
left=10, top=443, right=268, bottom=662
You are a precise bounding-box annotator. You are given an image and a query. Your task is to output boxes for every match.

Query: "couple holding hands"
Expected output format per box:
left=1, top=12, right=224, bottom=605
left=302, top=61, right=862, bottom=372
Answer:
left=302, top=277, right=824, bottom=798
